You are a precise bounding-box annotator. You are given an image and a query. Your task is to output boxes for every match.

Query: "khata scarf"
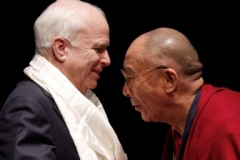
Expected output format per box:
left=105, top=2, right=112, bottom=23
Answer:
left=24, top=54, right=127, bottom=160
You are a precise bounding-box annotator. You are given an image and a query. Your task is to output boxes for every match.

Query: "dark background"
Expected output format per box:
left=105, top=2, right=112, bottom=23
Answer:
left=2, top=1, right=239, bottom=159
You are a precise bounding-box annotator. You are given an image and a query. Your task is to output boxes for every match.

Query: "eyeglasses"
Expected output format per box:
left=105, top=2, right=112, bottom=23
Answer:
left=121, top=65, right=167, bottom=86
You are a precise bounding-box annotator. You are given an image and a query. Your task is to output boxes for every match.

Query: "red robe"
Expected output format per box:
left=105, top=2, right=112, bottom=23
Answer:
left=161, top=84, right=240, bottom=160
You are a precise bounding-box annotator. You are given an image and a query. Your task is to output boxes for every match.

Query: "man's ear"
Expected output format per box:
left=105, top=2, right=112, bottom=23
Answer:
left=164, top=68, right=178, bottom=94
left=52, top=36, right=68, bottom=62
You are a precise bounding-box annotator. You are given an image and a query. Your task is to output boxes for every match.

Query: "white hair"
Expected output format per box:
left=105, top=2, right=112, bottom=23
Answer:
left=34, top=0, right=105, bottom=54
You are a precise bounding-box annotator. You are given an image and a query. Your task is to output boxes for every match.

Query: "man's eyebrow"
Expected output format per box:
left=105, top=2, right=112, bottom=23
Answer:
left=93, top=40, right=110, bottom=47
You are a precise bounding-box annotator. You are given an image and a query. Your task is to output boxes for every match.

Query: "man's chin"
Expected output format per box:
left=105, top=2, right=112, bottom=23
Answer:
left=88, top=81, right=98, bottom=89
left=141, top=113, right=151, bottom=122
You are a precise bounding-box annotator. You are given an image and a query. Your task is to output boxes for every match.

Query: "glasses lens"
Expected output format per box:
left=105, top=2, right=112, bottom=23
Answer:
left=121, top=69, right=132, bottom=86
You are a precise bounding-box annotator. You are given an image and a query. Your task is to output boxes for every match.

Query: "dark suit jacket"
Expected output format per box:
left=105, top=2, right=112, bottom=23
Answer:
left=0, top=78, right=80, bottom=160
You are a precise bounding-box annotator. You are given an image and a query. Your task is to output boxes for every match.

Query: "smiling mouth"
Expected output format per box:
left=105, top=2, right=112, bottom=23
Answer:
left=93, top=68, right=102, bottom=74
left=91, top=69, right=101, bottom=76
left=95, top=71, right=101, bottom=74
left=94, top=71, right=100, bottom=75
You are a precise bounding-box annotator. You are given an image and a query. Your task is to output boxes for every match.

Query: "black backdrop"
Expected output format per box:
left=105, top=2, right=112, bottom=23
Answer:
left=2, top=1, right=239, bottom=159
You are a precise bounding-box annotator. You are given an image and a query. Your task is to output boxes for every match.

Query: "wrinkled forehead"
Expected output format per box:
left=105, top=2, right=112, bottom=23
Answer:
left=124, top=51, right=145, bottom=64
left=125, top=36, right=146, bottom=59
left=123, top=42, right=149, bottom=71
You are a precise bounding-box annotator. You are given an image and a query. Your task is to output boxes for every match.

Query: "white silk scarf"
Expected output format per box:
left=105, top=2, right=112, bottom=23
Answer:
left=24, top=54, right=127, bottom=160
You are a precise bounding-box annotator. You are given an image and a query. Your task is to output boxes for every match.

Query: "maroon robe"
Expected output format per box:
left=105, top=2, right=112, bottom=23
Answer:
left=161, top=84, right=240, bottom=160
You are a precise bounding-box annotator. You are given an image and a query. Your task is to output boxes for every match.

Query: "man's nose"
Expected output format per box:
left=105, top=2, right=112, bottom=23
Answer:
left=122, top=82, right=133, bottom=97
left=101, top=51, right=111, bottom=66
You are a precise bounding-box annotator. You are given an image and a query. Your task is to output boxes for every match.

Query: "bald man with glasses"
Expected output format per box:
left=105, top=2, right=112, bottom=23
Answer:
left=121, top=27, right=240, bottom=160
